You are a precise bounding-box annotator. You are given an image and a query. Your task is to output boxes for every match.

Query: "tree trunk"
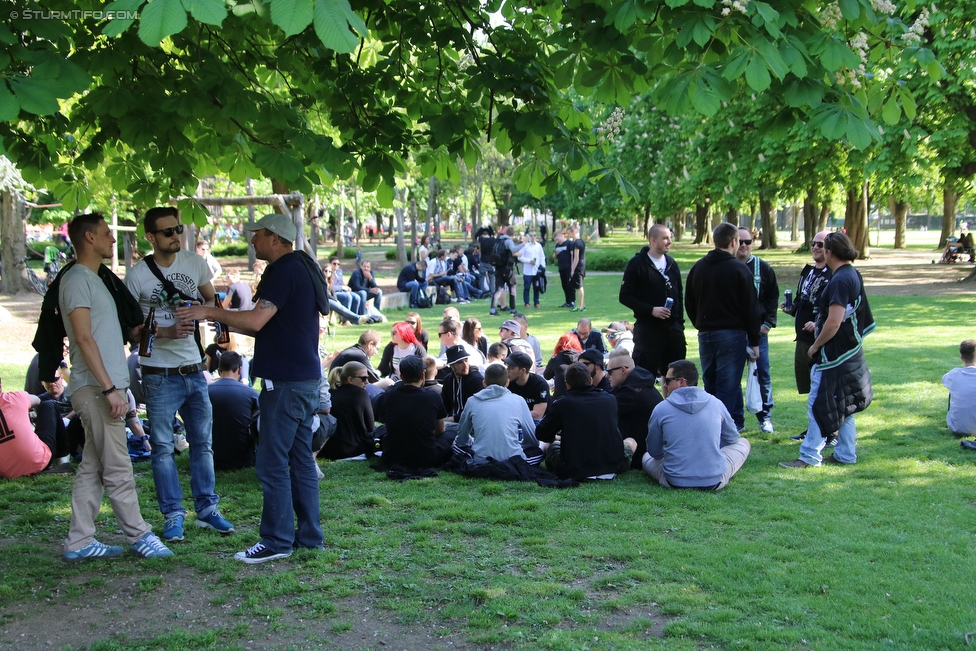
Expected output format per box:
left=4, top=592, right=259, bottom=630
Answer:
left=672, top=211, right=684, bottom=242
left=598, top=218, right=607, bottom=237
left=410, top=199, right=418, bottom=262
left=889, top=197, right=909, bottom=249
left=727, top=205, right=739, bottom=227
left=790, top=202, right=799, bottom=243
left=0, top=188, right=29, bottom=294
left=803, top=187, right=819, bottom=246
left=759, top=192, right=777, bottom=249
left=641, top=205, right=651, bottom=238
left=395, top=187, right=408, bottom=266
left=941, top=182, right=960, bottom=249
left=426, top=177, right=437, bottom=249
left=692, top=202, right=709, bottom=244
left=844, top=182, right=870, bottom=258
left=337, top=202, right=345, bottom=259
left=245, top=178, right=257, bottom=269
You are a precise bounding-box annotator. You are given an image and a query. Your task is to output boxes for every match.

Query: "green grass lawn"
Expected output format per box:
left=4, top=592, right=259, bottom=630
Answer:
left=1, top=238, right=974, bottom=650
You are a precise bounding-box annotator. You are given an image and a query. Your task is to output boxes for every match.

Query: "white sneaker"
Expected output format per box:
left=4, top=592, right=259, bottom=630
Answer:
left=760, top=418, right=774, bottom=434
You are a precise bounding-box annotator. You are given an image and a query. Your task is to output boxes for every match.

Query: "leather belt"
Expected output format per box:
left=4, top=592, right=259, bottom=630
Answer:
left=141, top=362, right=208, bottom=377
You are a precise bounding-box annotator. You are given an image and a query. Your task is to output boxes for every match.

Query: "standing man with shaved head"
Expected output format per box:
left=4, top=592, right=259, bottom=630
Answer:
left=619, top=224, right=686, bottom=378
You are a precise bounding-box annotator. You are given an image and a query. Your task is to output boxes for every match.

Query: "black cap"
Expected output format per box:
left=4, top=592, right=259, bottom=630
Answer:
left=578, top=349, right=605, bottom=367
left=398, top=355, right=425, bottom=382
left=503, top=351, right=534, bottom=370
left=446, top=345, right=470, bottom=366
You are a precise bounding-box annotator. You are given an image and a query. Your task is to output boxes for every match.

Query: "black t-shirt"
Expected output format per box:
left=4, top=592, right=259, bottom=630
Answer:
left=814, top=264, right=861, bottom=364
left=208, top=378, right=259, bottom=470
left=554, top=240, right=573, bottom=271
left=508, top=373, right=551, bottom=413
left=375, top=384, right=447, bottom=466
left=795, top=265, right=831, bottom=338
left=573, top=239, right=586, bottom=269
left=320, top=383, right=375, bottom=459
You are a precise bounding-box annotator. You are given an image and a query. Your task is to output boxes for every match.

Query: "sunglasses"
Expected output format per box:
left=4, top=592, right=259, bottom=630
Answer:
left=606, top=366, right=625, bottom=374
left=739, top=239, right=753, bottom=245
left=153, top=224, right=185, bottom=237
left=406, top=320, right=417, bottom=325
left=352, top=375, right=369, bottom=382
left=662, top=376, right=679, bottom=384
left=811, top=241, right=825, bottom=248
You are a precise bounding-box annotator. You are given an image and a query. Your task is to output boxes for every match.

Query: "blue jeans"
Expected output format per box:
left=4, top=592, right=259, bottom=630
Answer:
left=142, top=371, right=219, bottom=518
left=755, top=333, right=774, bottom=421
left=335, top=291, right=362, bottom=315
left=329, top=299, right=360, bottom=323
left=523, top=274, right=540, bottom=306
left=354, top=289, right=384, bottom=312
left=256, top=378, right=322, bottom=552
left=480, top=262, right=495, bottom=297
left=435, top=276, right=468, bottom=300
left=402, top=280, right=428, bottom=307
left=799, top=365, right=857, bottom=465
left=698, top=329, right=748, bottom=429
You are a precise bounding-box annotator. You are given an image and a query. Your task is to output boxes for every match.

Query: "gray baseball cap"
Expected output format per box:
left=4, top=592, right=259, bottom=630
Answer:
left=244, top=213, right=297, bottom=242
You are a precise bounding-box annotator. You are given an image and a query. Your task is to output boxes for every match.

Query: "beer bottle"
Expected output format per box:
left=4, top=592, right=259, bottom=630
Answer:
left=138, top=307, right=156, bottom=358
left=214, top=296, right=231, bottom=344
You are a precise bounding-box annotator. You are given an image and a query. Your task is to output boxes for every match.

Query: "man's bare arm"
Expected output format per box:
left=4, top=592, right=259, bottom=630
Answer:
left=175, top=298, right=278, bottom=337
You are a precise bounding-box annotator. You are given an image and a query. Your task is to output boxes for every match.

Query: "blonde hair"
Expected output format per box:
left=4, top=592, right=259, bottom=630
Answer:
left=329, top=361, right=367, bottom=389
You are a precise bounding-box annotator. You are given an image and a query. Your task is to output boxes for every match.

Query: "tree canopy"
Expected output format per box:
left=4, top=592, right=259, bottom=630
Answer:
left=0, top=0, right=938, bottom=223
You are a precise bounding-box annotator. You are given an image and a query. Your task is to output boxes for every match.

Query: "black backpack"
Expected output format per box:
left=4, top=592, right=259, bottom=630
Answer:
left=415, top=289, right=433, bottom=309
left=435, top=285, right=451, bottom=305
left=492, top=237, right=512, bottom=269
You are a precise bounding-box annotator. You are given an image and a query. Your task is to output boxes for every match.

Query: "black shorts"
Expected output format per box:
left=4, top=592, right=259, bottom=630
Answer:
left=570, top=267, right=586, bottom=289
left=495, top=265, right=516, bottom=289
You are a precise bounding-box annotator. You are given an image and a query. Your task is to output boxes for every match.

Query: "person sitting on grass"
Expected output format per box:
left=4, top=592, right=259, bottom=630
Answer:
left=536, top=363, right=637, bottom=480
left=453, top=363, right=544, bottom=465
left=643, top=360, right=751, bottom=490
left=0, top=377, right=74, bottom=478
left=378, top=322, right=425, bottom=381
left=943, top=339, right=976, bottom=449
left=374, top=356, right=452, bottom=469
left=318, top=362, right=375, bottom=460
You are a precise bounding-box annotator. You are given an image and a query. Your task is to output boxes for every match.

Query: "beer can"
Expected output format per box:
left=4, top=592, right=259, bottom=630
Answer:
left=664, top=297, right=674, bottom=310
left=784, top=289, right=793, bottom=311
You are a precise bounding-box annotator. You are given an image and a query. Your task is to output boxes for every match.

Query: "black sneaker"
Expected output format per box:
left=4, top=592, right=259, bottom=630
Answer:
left=824, top=435, right=838, bottom=447
left=790, top=430, right=807, bottom=441
left=234, top=542, right=292, bottom=564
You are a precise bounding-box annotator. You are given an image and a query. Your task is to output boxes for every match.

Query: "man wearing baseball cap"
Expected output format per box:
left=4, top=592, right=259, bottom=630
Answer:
left=578, top=348, right=611, bottom=391
left=498, top=319, right=534, bottom=360
left=503, top=352, right=550, bottom=420
left=441, top=345, right=485, bottom=424
left=601, top=321, right=634, bottom=355
left=177, top=213, right=330, bottom=564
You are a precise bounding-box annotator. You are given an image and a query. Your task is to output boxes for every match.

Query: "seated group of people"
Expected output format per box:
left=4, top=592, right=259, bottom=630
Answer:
left=323, top=255, right=387, bottom=325
left=312, top=307, right=751, bottom=487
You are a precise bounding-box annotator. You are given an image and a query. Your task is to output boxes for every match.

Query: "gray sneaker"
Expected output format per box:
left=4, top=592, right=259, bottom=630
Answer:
left=130, top=532, right=174, bottom=559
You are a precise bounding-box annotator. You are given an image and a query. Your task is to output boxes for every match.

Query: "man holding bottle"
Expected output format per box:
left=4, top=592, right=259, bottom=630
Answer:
left=125, top=207, right=235, bottom=544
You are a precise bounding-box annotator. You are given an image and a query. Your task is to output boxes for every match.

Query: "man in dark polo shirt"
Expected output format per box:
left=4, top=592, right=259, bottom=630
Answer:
left=503, top=352, right=550, bottom=420
left=374, top=356, right=450, bottom=468
left=178, top=213, right=330, bottom=564
left=207, top=351, right=259, bottom=471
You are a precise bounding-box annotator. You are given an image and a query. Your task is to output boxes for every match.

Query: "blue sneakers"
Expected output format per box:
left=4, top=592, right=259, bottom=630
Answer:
left=163, top=514, right=185, bottom=542
left=196, top=509, right=235, bottom=535
left=64, top=539, right=124, bottom=562
left=130, top=532, right=174, bottom=558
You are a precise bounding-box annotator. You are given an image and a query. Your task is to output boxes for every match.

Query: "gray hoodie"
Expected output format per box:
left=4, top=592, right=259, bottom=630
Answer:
left=646, top=386, right=740, bottom=488
left=454, top=384, right=538, bottom=461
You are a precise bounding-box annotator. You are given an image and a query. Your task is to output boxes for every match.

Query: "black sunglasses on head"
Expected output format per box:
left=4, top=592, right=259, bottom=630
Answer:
left=152, top=224, right=185, bottom=237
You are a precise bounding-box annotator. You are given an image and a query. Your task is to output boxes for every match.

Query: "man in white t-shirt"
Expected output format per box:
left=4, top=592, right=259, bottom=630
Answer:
left=944, top=339, right=976, bottom=441
left=125, top=207, right=234, bottom=544
left=519, top=232, right=546, bottom=309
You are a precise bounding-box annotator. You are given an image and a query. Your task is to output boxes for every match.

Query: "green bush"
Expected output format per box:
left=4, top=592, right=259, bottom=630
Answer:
left=213, top=241, right=250, bottom=257
left=384, top=248, right=413, bottom=262
left=325, top=248, right=362, bottom=261
left=585, top=249, right=630, bottom=272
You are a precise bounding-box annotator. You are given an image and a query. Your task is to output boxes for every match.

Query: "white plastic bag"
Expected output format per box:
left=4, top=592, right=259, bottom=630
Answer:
left=745, top=360, right=762, bottom=414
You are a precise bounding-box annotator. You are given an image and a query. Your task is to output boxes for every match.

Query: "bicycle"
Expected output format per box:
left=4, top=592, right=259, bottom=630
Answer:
left=17, top=257, right=48, bottom=296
